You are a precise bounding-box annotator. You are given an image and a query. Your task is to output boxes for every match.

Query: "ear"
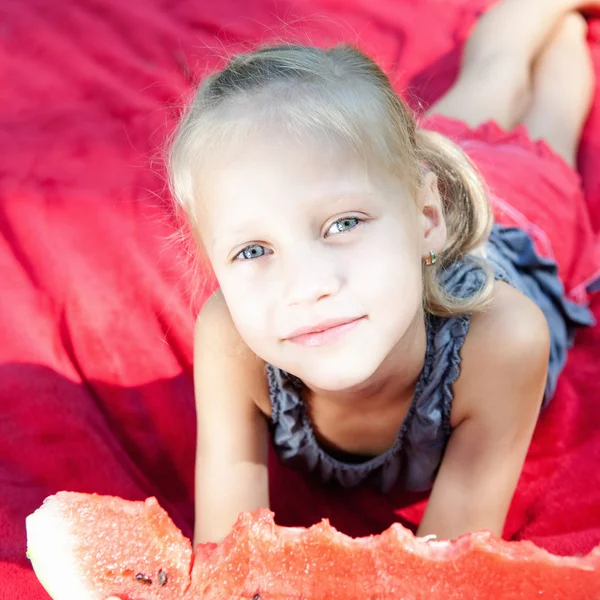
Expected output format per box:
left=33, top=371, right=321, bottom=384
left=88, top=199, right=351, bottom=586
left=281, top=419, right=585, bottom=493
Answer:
left=417, top=171, right=447, bottom=258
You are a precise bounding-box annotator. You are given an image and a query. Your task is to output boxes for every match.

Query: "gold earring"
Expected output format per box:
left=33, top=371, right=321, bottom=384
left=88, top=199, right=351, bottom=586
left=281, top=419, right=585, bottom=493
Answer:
left=424, top=249, right=437, bottom=267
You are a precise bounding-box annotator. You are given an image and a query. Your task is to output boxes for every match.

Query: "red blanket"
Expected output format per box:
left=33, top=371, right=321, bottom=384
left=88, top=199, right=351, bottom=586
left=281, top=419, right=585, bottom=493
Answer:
left=2, top=0, right=600, bottom=597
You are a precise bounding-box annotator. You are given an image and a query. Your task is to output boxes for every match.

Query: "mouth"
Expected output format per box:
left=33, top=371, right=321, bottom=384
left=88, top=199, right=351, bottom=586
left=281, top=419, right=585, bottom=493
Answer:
left=285, top=316, right=366, bottom=347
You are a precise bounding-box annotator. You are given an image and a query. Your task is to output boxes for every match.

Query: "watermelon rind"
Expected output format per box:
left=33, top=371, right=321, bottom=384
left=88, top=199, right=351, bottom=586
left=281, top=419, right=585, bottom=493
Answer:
left=26, top=496, right=95, bottom=600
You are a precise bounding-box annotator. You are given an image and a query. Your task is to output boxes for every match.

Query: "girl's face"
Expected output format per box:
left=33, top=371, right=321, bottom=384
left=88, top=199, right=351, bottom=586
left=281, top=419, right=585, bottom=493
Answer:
left=197, top=124, right=444, bottom=392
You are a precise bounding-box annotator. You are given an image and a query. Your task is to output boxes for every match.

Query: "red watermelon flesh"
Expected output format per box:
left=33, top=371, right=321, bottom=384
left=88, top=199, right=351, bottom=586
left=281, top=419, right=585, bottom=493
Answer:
left=26, top=492, right=600, bottom=600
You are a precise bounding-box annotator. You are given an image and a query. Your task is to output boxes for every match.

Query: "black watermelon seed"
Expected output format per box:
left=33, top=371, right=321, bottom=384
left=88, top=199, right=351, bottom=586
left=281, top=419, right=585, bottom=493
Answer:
left=135, top=573, right=153, bottom=585
left=252, top=594, right=261, bottom=600
left=158, top=569, right=168, bottom=586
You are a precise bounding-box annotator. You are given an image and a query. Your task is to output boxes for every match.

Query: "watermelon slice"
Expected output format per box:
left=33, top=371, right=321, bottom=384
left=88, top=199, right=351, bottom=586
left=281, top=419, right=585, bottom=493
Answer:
left=26, top=492, right=600, bottom=599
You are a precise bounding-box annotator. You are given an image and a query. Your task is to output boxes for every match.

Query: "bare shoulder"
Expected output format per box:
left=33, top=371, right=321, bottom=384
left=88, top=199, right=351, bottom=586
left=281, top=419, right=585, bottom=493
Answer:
left=196, top=289, right=246, bottom=345
left=466, top=280, right=550, bottom=351
left=195, top=290, right=271, bottom=417
left=451, top=280, right=550, bottom=427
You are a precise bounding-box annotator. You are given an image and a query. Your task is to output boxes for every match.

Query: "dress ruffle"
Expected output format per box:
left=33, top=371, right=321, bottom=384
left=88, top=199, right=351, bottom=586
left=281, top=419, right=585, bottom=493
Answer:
left=266, top=361, right=420, bottom=491
left=486, top=225, right=595, bottom=407
left=420, top=114, right=582, bottom=192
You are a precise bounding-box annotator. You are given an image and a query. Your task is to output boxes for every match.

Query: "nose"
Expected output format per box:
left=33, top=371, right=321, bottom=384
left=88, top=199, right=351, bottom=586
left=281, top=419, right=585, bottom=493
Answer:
left=281, top=243, right=342, bottom=307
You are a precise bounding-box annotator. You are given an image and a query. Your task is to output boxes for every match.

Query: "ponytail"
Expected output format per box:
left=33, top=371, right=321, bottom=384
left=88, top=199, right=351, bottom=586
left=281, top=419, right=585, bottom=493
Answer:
left=416, top=128, right=494, bottom=316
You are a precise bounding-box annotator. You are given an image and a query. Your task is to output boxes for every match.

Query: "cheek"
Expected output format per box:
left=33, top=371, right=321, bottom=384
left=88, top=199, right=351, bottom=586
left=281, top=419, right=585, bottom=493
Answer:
left=215, top=272, right=273, bottom=343
left=350, top=221, right=423, bottom=306
left=358, top=257, right=422, bottom=327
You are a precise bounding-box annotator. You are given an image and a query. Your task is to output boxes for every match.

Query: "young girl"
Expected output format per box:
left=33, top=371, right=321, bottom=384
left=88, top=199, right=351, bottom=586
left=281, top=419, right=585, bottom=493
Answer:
left=170, top=0, right=600, bottom=545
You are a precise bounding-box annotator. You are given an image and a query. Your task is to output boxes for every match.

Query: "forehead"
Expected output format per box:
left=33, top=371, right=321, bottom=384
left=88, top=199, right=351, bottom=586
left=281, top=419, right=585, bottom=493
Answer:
left=195, top=123, right=404, bottom=239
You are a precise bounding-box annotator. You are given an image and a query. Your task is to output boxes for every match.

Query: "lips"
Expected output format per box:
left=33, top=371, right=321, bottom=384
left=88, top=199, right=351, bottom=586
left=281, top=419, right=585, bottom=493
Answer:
left=285, top=316, right=365, bottom=347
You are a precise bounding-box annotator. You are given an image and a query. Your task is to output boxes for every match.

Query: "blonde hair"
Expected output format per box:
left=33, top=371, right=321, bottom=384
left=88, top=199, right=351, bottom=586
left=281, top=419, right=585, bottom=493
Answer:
left=168, top=43, right=494, bottom=317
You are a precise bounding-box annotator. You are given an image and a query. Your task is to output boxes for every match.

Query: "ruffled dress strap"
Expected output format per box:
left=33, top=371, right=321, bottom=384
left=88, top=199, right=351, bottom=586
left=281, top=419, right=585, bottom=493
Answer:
left=486, top=224, right=595, bottom=407
left=401, top=257, right=488, bottom=491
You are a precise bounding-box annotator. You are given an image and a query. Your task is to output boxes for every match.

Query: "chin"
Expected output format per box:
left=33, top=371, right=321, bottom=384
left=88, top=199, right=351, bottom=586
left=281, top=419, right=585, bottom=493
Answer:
left=293, top=348, right=386, bottom=393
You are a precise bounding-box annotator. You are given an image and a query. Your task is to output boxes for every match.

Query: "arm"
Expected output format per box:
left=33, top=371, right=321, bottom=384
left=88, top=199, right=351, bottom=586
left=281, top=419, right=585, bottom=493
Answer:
left=417, top=283, right=550, bottom=539
left=193, top=290, right=270, bottom=545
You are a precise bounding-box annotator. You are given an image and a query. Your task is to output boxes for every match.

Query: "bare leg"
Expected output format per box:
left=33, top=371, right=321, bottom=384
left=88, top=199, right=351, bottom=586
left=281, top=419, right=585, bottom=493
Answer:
left=521, top=13, right=595, bottom=167
left=428, top=0, right=594, bottom=130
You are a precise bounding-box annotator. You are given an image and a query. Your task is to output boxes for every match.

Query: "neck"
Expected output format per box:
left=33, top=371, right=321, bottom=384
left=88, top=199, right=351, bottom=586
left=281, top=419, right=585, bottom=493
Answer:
left=303, top=308, right=428, bottom=411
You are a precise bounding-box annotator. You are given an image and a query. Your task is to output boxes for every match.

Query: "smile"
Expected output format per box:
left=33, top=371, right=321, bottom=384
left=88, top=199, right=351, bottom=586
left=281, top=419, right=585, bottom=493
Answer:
left=285, top=316, right=365, bottom=347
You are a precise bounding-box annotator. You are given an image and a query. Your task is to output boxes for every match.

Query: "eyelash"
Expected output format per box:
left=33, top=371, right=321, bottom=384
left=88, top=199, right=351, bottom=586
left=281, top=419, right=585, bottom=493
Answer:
left=233, top=216, right=364, bottom=262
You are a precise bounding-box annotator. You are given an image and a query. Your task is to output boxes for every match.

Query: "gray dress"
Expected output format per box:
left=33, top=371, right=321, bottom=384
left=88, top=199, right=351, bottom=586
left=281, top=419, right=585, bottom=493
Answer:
left=265, top=224, right=596, bottom=493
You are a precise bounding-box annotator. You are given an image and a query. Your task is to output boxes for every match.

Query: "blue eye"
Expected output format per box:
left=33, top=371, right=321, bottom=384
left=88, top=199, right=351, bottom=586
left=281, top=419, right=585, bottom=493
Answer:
left=235, top=244, right=268, bottom=261
left=327, top=217, right=361, bottom=236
